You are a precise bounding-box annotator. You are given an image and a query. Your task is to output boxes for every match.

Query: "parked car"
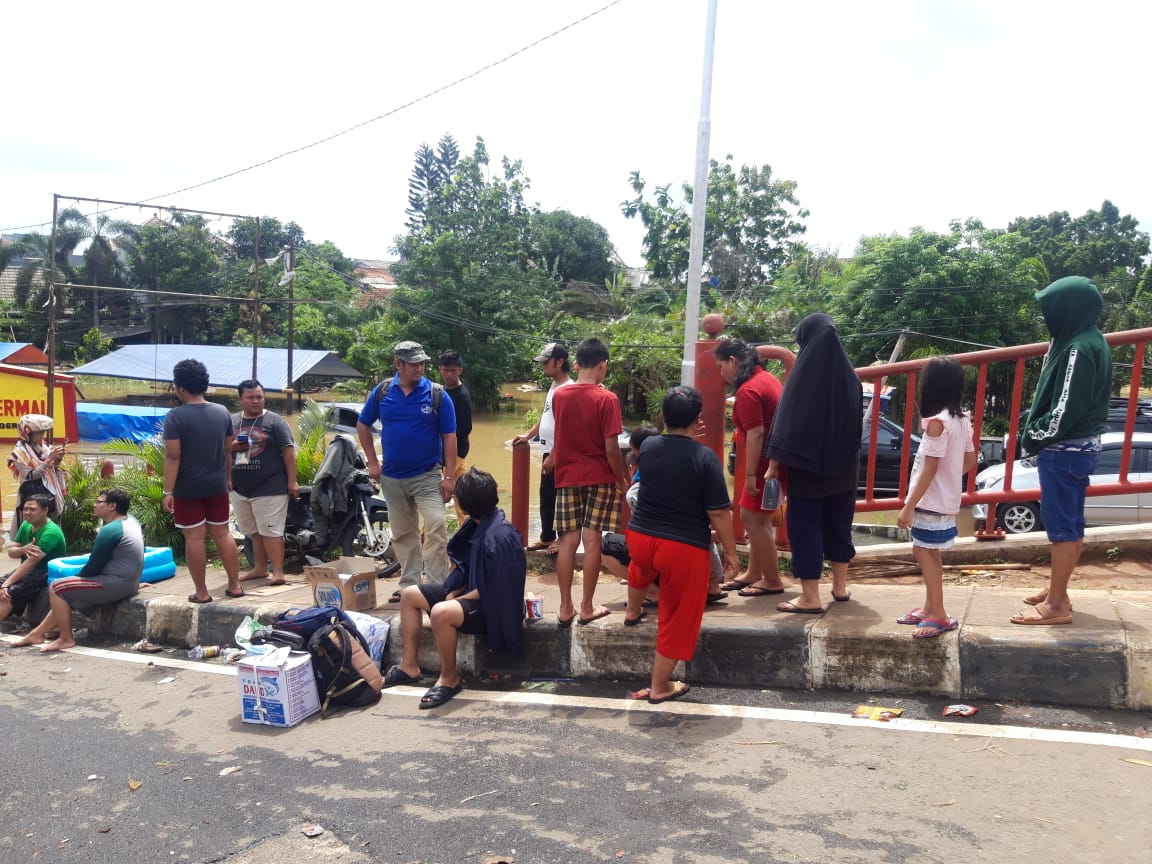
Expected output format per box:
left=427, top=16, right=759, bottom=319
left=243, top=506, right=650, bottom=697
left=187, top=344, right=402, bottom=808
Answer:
left=860, top=413, right=920, bottom=497
left=972, top=431, right=1152, bottom=534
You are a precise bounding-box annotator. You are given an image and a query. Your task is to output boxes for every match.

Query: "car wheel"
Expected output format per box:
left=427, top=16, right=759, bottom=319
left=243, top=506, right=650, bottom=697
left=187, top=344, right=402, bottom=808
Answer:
left=997, top=502, right=1043, bottom=534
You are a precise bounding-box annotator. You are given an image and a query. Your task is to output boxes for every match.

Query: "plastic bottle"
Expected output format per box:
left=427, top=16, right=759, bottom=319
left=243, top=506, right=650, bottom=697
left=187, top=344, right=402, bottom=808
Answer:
left=760, top=477, right=781, bottom=510
left=186, top=645, right=221, bottom=659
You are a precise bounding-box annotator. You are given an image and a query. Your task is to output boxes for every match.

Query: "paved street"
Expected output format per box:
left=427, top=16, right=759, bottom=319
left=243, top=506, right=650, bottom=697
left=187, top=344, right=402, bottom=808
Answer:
left=2, top=639, right=1149, bottom=863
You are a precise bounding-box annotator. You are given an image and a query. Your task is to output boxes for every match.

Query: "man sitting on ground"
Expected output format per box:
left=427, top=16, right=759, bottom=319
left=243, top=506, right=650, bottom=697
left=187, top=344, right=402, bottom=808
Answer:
left=14, top=487, right=144, bottom=652
left=0, top=494, right=67, bottom=626
left=382, top=468, right=527, bottom=709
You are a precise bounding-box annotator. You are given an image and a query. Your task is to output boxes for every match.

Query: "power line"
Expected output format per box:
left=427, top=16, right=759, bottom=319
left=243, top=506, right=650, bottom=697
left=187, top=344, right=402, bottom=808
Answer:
left=0, top=0, right=627, bottom=235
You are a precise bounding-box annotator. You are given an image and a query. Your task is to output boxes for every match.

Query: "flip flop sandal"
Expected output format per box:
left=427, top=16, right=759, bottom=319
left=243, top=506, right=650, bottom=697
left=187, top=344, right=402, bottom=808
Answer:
left=832, top=591, right=851, bottom=602
left=187, top=594, right=213, bottom=604
left=577, top=607, right=611, bottom=625
left=912, top=616, right=959, bottom=639
left=525, top=540, right=552, bottom=551
left=382, top=666, right=422, bottom=688
left=719, top=579, right=755, bottom=592
left=1010, top=602, right=1073, bottom=626
left=623, top=611, right=647, bottom=627
left=224, top=589, right=245, bottom=599
left=776, top=601, right=824, bottom=614
left=706, top=592, right=729, bottom=605
left=557, top=615, right=575, bottom=628
left=641, top=598, right=659, bottom=609
left=648, top=682, right=691, bottom=704
left=419, top=682, right=463, bottom=709
left=738, top=585, right=786, bottom=597
left=388, top=589, right=402, bottom=603
left=897, top=608, right=927, bottom=625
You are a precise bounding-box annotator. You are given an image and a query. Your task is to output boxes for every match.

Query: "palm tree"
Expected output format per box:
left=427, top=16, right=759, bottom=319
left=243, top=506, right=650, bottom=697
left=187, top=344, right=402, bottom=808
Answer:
left=82, top=214, right=140, bottom=326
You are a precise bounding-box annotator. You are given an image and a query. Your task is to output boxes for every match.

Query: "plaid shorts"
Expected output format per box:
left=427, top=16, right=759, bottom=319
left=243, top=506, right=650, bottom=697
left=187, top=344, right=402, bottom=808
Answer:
left=555, top=483, right=622, bottom=535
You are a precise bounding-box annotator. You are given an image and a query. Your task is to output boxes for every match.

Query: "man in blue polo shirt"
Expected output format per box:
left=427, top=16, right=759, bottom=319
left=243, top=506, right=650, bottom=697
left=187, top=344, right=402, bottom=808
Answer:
left=358, top=341, right=458, bottom=600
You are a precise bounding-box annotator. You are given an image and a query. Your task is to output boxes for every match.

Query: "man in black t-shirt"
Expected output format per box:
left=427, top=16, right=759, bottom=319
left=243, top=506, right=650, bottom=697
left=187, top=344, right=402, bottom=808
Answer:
left=439, top=350, right=473, bottom=526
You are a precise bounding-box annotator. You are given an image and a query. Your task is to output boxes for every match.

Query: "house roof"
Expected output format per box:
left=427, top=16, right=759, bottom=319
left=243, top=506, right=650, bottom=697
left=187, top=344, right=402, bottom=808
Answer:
left=70, top=344, right=363, bottom=392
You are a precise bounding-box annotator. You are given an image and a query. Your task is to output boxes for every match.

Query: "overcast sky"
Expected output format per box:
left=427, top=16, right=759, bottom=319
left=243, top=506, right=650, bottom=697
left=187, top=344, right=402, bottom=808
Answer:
left=2, top=0, right=1148, bottom=267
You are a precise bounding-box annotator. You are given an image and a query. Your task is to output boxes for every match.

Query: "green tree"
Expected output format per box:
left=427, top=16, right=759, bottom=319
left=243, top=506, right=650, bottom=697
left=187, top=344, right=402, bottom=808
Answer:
left=1007, top=201, right=1150, bottom=282
left=405, top=134, right=460, bottom=233
left=225, top=216, right=305, bottom=259
left=621, top=155, right=809, bottom=295
left=531, top=209, right=615, bottom=286
left=72, top=327, right=115, bottom=365
left=77, top=214, right=140, bottom=329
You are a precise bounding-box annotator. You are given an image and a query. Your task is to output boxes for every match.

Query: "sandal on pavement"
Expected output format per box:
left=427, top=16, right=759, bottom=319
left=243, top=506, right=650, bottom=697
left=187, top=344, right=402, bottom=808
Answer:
left=187, top=594, right=213, bottom=604
left=577, top=606, right=611, bottom=625
left=706, top=592, right=728, bottom=605
left=388, top=589, right=402, bottom=603
left=738, top=585, right=785, bottom=597
left=641, top=598, right=659, bottom=609
left=623, top=611, right=647, bottom=627
left=832, top=591, right=851, bottom=602
left=525, top=540, right=552, bottom=551
left=224, top=589, right=245, bottom=599
left=648, top=682, right=691, bottom=704
left=383, top=666, right=422, bottom=688
left=419, top=682, right=463, bottom=709
left=1010, top=602, right=1073, bottom=626
left=912, top=616, right=959, bottom=639
left=719, top=579, right=755, bottom=592
left=1023, top=590, right=1072, bottom=611
left=777, top=600, right=824, bottom=614
left=897, top=608, right=927, bottom=625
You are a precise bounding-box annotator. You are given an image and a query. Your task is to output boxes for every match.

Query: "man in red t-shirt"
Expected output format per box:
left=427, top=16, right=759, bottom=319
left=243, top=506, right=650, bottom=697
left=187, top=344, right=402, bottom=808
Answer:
left=551, top=338, right=628, bottom=626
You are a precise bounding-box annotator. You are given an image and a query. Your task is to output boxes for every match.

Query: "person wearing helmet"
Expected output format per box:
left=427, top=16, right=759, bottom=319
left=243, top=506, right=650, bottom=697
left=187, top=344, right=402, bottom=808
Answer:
left=7, top=414, right=67, bottom=533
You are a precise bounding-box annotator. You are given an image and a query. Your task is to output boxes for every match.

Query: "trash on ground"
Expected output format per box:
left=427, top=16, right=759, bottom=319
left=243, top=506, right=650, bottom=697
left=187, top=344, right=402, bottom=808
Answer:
left=132, top=639, right=163, bottom=653
left=943, top=704, right=979, bottom=717
left=156, top=677, right=176, bottom=685
left=302, top=824, right=325, bottom=838
left=852, top=705, right=903, bottom=721
left=97, top=827, right=111, bottom=834
left=86, top=774, right=102, bottom=781
left=127, top=777, right=142, bottom=792
left=218, top=766, right=242, bottom=776
left=1122, top=758, right=1152, bottom=767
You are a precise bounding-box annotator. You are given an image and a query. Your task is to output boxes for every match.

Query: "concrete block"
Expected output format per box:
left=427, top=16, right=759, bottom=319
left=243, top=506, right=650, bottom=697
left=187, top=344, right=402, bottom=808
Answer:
left=960, top=588, right=1127, bottom=708
left=86, top=596, right=148, bottom=640
left=690, top=623, right=809, bottom=689
left=568, top=620, right=655, bottom=680
left=477, top=621, right=572, bottom=679
left=196, top=601, right=261, bottom=648
left=144, top=597, right=196, bottom=646
left=1115, top=592, right=1152, bottom=710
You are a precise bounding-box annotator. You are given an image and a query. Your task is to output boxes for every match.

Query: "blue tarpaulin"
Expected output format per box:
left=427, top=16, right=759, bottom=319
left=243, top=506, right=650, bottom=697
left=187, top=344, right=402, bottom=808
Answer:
left=77, top=402, right=170, bottom=442
left=70, top=345, right=362, bottom=392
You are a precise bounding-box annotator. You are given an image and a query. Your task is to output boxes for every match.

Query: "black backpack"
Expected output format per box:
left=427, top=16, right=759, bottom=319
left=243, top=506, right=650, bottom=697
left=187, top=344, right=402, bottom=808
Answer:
left=306, top=618, right=384, bottom=717
left=378, top=379, right=444, bottom=418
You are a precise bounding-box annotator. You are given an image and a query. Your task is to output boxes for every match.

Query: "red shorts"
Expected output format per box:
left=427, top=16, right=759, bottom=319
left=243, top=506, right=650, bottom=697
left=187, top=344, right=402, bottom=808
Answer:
left=626, top=530, right=709, bottom=662
left=739, top=461, right=786, bottom=512
left=173, top=493, right=231, bottom=529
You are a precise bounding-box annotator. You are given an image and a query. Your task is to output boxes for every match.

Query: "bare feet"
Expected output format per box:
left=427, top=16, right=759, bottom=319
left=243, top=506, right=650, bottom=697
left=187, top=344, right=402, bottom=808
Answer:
left=39, top=636, right=76, bottom=653
left=1022, top=588, right=1072, bottom=611
left=267, top=576, right=287, bottom=586
left=10, top=633, right=45, bottom=647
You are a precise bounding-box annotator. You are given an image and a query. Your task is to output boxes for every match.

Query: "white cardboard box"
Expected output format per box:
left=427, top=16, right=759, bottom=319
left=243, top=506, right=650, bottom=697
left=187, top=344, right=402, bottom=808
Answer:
left=238, top=649, right=320, bottom=727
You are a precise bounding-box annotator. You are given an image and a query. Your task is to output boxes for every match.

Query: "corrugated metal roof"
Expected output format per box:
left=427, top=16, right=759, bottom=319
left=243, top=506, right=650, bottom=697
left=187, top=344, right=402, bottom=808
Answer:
left=70, top=345, right=362, bottom=392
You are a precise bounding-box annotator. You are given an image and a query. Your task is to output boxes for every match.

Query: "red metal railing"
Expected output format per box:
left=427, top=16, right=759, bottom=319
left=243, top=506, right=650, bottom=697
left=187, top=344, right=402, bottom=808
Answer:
left=856, top=327, right=1152, bottom=535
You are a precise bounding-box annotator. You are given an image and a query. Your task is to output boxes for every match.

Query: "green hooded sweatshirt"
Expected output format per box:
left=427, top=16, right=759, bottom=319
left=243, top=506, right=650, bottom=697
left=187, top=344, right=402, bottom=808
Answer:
left=1021, top=276, right=1112, bottom=456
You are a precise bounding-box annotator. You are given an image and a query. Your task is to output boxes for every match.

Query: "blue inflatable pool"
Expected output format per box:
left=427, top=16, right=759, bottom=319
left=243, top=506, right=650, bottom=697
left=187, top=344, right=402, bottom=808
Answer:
left=47, top=546, right=176, bottom=585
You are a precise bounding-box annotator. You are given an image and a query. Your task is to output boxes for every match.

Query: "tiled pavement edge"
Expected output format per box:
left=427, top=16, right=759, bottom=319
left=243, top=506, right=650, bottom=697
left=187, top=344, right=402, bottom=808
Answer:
left=56, top=524, right=1152, bottom=711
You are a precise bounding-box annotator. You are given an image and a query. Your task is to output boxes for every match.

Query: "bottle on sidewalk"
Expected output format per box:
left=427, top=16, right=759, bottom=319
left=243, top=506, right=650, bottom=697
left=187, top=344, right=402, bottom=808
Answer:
left=187, top=645, right=221, bottom=659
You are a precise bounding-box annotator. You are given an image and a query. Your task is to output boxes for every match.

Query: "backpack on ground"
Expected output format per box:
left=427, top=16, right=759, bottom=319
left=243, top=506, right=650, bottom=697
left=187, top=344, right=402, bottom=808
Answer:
left=306, top=616, right=384, bottom=717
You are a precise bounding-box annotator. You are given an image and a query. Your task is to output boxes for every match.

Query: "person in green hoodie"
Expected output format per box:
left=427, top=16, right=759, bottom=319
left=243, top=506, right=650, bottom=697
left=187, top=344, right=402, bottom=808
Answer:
left=1012, top=276, right=1112, bottom=626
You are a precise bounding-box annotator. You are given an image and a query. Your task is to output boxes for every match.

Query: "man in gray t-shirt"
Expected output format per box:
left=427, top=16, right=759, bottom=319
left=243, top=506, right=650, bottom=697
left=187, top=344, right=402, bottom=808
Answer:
left=230, top=379, right=299, bottom=586
left=162, top=359, right=242, bottom=604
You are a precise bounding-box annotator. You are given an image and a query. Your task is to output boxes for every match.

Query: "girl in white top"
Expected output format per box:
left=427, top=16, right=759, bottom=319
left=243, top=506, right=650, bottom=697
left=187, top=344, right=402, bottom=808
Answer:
left=896, top=356, right=978, bottom=639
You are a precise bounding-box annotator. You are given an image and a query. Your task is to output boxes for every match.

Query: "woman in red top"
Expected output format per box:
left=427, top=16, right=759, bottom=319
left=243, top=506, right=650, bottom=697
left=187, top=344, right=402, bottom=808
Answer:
left=715, top=339, right=785, bottom=597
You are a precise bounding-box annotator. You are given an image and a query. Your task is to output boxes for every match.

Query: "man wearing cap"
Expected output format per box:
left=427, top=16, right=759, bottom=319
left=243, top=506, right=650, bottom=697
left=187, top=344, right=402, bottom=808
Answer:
left=358, top=341, right=458, bottom=599
left=512, top=342, right=573, bottom=554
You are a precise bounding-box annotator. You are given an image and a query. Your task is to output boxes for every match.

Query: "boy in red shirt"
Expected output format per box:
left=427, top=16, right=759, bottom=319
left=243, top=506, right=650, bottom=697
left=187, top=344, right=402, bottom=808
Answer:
left=551, top=338, right=629, bottom=625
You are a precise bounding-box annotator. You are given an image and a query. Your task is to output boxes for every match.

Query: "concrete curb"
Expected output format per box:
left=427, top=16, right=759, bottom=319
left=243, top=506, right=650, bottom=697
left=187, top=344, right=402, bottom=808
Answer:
left=70, top=525, right=1152, bottom=711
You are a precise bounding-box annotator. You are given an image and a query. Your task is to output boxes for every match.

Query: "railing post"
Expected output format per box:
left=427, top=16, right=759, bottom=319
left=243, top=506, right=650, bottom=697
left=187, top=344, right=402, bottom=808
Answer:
left=511, top=440, right=530, bottom=545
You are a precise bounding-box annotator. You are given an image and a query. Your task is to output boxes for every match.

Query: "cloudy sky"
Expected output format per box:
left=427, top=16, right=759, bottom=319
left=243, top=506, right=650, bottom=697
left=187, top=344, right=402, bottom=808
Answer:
left=2, top=0, right=1148, bottom=266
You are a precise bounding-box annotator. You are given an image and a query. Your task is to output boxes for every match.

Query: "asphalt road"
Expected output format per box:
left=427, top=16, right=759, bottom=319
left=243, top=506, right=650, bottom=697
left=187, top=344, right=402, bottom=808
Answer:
left=1, top=639, right=1150, bottom=864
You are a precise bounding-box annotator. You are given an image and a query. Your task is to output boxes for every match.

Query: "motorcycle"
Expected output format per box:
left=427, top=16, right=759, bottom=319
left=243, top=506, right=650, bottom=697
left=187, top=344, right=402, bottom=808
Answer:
left=240, top=434, right=399, bottom=573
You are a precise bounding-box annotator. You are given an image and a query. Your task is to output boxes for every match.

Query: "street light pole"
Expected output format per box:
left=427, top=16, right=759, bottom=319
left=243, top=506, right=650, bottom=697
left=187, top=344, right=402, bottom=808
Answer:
left=680, top=0, right=719, bottom=386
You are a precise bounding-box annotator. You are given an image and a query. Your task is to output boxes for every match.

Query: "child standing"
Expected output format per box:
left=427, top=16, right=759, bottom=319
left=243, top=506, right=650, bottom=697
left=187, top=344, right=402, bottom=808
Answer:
left=896, top=356, right=978, bottom=639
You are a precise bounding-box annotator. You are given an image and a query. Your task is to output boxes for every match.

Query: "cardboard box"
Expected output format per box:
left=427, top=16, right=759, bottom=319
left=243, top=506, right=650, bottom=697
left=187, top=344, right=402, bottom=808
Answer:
left=303, top=556, right=381, bottom=611
left=344, top=610, right=391, bottom=666
left=238, top=649, right=320, bottom=727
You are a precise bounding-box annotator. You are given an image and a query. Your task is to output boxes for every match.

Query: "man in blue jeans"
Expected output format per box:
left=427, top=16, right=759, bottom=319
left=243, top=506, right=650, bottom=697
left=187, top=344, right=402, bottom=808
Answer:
left=358, top=341, right=458, bottom=601
left=1013, top=276, right=1112, bottom=626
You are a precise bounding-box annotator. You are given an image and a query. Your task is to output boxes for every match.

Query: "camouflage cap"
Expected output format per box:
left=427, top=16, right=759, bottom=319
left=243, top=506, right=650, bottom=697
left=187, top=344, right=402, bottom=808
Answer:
left=393, top=340, right=431, bottom=363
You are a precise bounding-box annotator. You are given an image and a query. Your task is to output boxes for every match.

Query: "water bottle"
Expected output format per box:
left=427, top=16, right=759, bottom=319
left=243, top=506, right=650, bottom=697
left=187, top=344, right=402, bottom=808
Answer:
left=760, top=477, right=781, bottom=510
left=186, top=645, right=221, bottom=659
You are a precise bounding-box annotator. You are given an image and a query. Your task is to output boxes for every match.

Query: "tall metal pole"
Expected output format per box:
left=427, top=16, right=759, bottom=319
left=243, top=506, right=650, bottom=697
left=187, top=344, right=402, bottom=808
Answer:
left=680, top=0, right=719, bottom=386
left=251, top=216, right=261, bottom=379
left=285, top=245, right=294, bottom=416
left=45, top=194, right=60, bottom=419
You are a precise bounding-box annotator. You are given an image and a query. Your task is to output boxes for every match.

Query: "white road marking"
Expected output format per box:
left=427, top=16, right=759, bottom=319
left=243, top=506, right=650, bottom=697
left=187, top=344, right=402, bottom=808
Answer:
left=6, top=636, right=1150, bottom=752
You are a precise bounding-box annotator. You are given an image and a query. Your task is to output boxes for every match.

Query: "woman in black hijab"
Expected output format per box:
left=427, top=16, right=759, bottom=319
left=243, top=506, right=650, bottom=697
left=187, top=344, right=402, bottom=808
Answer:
left=764, top=313, right=861, bottom=612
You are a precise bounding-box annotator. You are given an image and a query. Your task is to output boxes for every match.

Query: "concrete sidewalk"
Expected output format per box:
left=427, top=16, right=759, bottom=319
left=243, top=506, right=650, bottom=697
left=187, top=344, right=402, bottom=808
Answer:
left=55, top=524, right=1152, bottom=711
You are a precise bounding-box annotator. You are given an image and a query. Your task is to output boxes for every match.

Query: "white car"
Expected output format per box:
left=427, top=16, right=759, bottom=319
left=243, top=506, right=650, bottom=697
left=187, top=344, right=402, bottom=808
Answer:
left=972, top=431, right=1152, bottom=533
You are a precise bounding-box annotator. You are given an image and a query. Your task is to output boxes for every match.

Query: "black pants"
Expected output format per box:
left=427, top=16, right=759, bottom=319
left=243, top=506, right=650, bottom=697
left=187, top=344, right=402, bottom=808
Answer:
left=539, top=467, right=557, bottom=543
